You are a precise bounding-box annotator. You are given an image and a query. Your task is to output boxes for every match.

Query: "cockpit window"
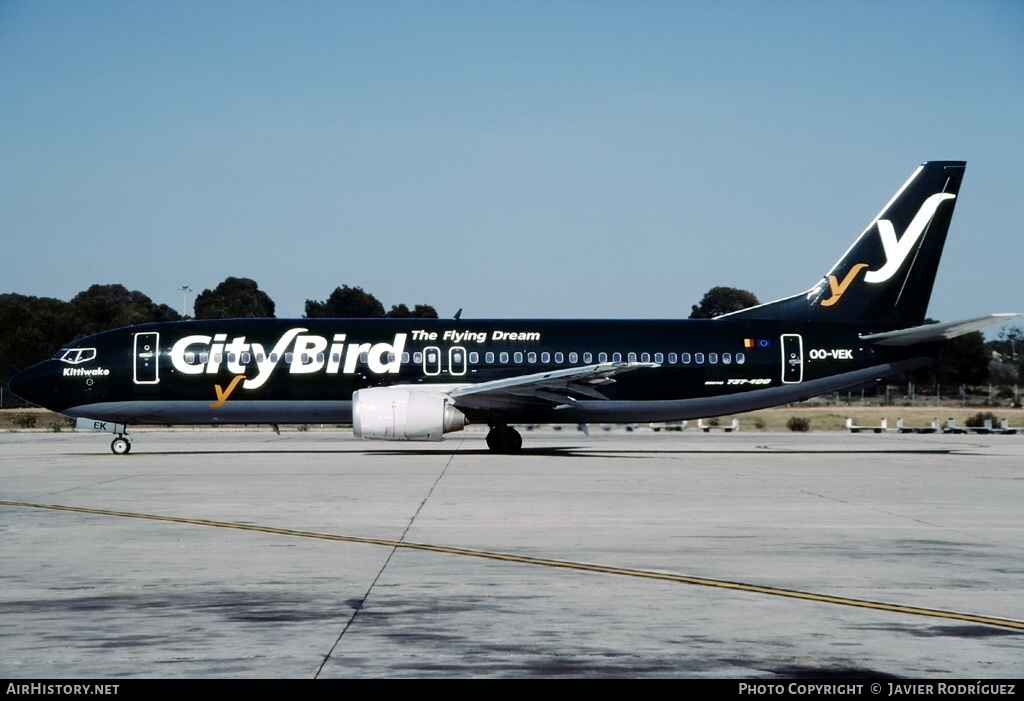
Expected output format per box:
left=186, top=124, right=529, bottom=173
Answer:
left=54, top=348, right=97, bottom=364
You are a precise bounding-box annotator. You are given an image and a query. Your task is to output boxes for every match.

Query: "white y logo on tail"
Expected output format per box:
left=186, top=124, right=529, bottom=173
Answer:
left=864, top=193, right=956, bottom=284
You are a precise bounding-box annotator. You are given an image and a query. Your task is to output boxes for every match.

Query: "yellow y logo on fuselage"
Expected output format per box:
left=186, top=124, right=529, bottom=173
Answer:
left=210, top=375, right=246, bottom=409
left=821, top=263, right=869, bottom=307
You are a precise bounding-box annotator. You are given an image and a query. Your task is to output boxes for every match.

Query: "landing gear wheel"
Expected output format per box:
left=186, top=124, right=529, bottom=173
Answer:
left=111, top=437, right=131, bottom=455
left=504, top=427, right=522, bottom=453
left=485, top=425, right=522, bottom=454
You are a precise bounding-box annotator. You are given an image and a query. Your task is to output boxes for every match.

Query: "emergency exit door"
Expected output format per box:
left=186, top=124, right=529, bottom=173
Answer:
left=781, top=334, right=803, bottom=384
left=134, top=332, right=160, bottom=384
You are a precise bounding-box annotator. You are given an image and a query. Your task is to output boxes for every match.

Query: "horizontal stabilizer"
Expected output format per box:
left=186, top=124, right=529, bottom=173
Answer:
left=861, top=313, right=1018, bottom=346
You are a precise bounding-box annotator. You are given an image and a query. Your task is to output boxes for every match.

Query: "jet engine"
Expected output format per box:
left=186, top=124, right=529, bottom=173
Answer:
left=352, top=387, right=466, bottom=441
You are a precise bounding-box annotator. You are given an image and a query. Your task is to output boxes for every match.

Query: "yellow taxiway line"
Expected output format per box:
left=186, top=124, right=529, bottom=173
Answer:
left=3, top=499, right=1022, bottom=632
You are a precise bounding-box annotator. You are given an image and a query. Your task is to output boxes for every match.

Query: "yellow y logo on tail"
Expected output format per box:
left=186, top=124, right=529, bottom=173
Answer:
left=821, top=263, right=869, bottom=307
left=210, top=375, right=246, bottom=409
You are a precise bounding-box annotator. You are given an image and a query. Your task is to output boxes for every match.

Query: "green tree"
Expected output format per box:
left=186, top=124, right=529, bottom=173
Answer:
left=0, top=294, right=73, bottom=402
left=67, top=284, right=180, bottom=337
left=901, top=320, right=992, bottom=390
left=386, top=303, right=438, bottom=319
left=689, top=286, right=759, bottom=319
left=994, top=325, right=1022, bottom=368
left=193, top=277, right=275, bottom=319
left=932, top=331, right=990, bottom=387
left=984, top=324, right=1022, bottom=386
left=999, top=325, right=1022, bottom=357
left=305, top=286, right=386, bottom=318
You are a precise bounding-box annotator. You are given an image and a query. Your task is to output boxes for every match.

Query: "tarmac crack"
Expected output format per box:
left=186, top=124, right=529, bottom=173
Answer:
left=313, top=436, right=465, bottom=678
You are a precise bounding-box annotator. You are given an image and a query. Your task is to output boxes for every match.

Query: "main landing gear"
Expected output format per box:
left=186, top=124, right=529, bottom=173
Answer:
left=110, top=434, right=132, bottom=455
left=485, top=425, right=522, bottom=454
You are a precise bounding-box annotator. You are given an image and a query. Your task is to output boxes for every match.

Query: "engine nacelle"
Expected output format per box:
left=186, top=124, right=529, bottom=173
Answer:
left=352, top=387, right=467, bottom=441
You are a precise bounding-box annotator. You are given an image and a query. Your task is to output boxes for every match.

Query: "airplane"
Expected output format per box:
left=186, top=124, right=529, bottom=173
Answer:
left=9, top=161, right=1017, bottom=454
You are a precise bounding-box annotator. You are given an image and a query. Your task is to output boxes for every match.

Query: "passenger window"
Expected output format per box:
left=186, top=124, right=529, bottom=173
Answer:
left=486, top=352, right=495, bottom=363
left=527, top=352, right=537, bottom=363
left=641, top=352, right=651, bottom=363
left=612, top=352, right=622, bottom=362
left=185, top=352, right=195, bottom=364
left=469, top=352, right=479, bottom=363
left=256, top=353, right=265, bottom=363
left=722, top=353, right=731, bottom=364
left=695, top=353, right=704, bottom=364
left=598, top=352, right=608, bottom=363
left=681, top=353, right=691, bottom=364
left=736, top=352, right=746, bottom=364
left=413, top=351, right=423, bottom=363
left=668, top=353, right=677, bottom=364
left=584, top=352, right=593, bottom=363
left=500, top=352, right=509, bottom=363
left=359, top=352, right=369, bottom=363
left=569, top=352, right=578, bottom=363
left=654, top=353, right=663, bottom=363
left=317, top=352, right=326, bottom=363
left=514, top=352, right=524, bottom=363
left=627, top=352, right=637, bottom=362
left=284, top=353, right=293, bottom=364
left=709, top=353, right=718, bottom=364
left=541, top=352, right=550, bottom=363
left=402, top=352, right=410, bottom=363
left=554, top=352, right=563, bottom=363
left=387, top=352, right=395, bottom=363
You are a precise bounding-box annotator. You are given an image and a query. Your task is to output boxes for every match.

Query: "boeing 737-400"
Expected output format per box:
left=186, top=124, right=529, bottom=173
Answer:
left=9, top=161, right=1017, bottom=453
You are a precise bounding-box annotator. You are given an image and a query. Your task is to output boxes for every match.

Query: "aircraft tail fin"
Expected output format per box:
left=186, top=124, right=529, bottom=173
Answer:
left=721, top=161, right=965, bottom=330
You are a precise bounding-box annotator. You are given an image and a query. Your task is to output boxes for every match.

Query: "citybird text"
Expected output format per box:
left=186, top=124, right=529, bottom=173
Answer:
left=170, top=329, right=406, bottom=390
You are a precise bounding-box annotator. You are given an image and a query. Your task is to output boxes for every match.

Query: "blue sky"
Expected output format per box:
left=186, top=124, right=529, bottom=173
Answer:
left=1, top=1, right=1021, bottom=324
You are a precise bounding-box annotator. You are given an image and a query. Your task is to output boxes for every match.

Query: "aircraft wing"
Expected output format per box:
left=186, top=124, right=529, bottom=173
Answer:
left=449, top=362, right=658, bottom=411
left=861, top=313, right=1019, bottom=346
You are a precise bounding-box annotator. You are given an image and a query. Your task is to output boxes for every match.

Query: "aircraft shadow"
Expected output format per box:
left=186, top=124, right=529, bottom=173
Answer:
left=93, top=446, right=962, bottom=459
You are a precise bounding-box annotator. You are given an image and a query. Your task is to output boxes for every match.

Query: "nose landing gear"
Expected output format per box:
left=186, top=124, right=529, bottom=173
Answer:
left=111, top=434, right=132, bottom=455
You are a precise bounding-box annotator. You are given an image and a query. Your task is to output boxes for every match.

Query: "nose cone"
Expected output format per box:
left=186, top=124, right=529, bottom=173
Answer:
left=9, top=361, right=66, bottom=411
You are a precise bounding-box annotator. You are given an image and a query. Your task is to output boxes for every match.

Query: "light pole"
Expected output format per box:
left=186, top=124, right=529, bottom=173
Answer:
left=178, top=285, right=192, bottom=317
